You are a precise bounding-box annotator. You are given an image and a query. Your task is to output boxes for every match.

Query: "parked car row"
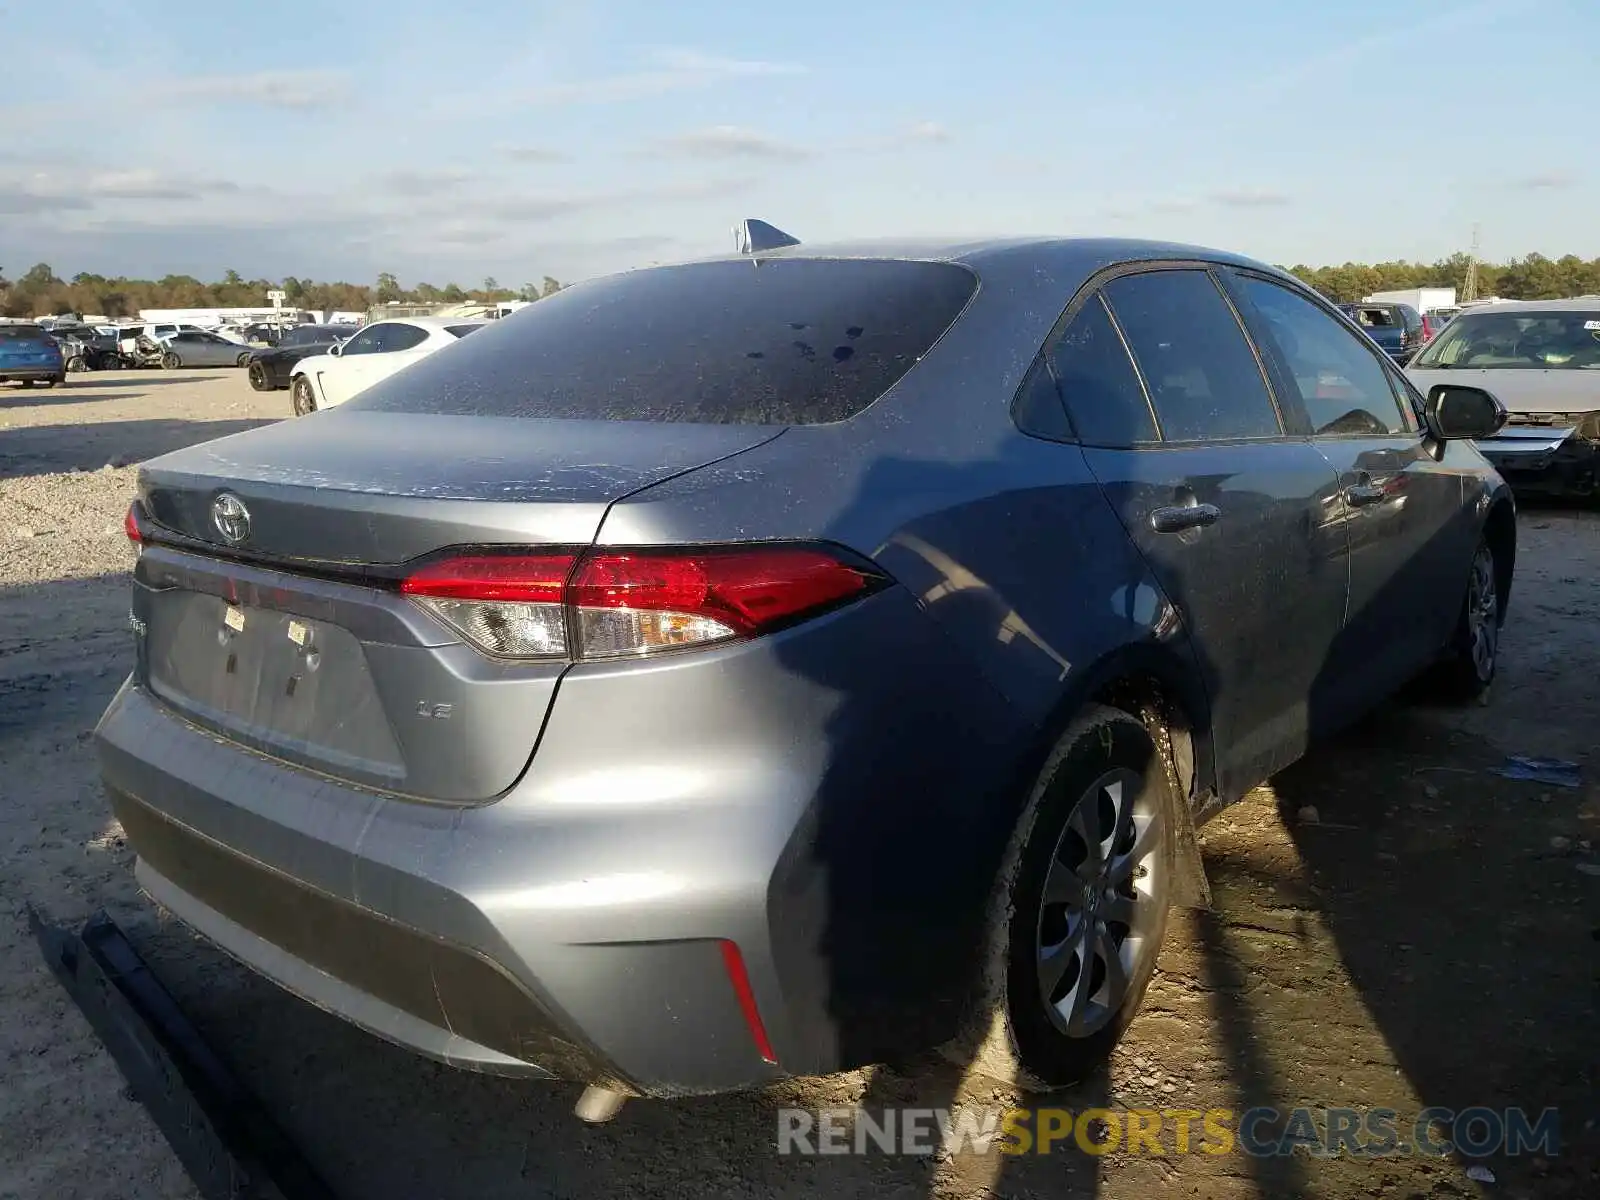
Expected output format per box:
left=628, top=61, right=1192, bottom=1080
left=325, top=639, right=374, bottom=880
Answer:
left=104, top=230, right=1522, bottom=1120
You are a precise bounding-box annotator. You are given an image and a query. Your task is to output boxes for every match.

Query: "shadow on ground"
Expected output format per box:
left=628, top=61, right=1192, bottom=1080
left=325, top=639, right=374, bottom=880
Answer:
left=18, top=374, right=231, bottom=391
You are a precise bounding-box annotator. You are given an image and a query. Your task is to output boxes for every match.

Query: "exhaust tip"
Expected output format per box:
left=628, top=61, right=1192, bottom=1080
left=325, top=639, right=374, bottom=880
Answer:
left=574, top=1085, right=628, bottom=1124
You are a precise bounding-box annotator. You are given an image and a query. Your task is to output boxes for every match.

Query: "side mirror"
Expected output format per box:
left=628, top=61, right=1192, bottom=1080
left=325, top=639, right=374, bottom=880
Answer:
left=328, top=343, right=342, bottom=357
left=1424, top=384, right=1507, bottom=441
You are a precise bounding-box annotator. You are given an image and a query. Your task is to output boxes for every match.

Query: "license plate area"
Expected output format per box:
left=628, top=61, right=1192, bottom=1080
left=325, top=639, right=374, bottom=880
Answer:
left=144, top=591, right=404, bottom=781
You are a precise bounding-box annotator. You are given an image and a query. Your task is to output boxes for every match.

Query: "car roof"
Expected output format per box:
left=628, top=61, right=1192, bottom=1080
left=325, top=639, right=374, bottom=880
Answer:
left=371, top=316, right=489, bottom=331
left=678, top=234, right=1269, bottom=273
left=1453, top=298, right=1600, bottom=315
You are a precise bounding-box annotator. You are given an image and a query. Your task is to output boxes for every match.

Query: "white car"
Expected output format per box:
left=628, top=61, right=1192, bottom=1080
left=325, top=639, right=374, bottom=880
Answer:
left=289, top=317, right=487, bottom=415
left=1406, top=298, right=1600, bottom=498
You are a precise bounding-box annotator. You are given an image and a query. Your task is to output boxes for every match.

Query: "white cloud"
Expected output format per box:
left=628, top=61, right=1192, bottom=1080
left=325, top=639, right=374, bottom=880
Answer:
left=378, top=168, right=476, bottom=196
left=651, top=126, right=811, bottom=161
left=143, top=69, right=351, bottom=111
left=507, top=47, right=804, bottom=107
left=1512, top=172, right=1578, bottom=191
left=85, top=169, right=240, bottom=201
left=0, top=164, right=241, bottom=213
left=1208, top=188, right=1293, bottom=209
left=905, top=120, right=952, bottom=144
left=499, top=144, right=572, bottom=164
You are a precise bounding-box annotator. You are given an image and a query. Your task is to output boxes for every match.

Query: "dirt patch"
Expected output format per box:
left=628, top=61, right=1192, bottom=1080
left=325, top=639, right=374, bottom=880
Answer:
left=1, top=372, right=1596, bottom=1199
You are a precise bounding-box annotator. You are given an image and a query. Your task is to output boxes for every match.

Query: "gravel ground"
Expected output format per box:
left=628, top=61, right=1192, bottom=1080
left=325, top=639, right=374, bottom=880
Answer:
left=1, top=370, right=1596, bottom=1200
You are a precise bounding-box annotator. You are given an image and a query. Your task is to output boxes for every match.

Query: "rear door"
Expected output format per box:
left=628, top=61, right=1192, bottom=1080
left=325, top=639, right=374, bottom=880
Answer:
left=1224, top=271, right=1471, bottom=706
left=1055, top=266, right=1347, bottom=800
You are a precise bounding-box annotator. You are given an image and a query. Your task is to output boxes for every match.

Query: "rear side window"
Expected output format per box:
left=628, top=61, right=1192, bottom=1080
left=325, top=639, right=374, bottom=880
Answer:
left=1048, top=295, right=1157, bottom=446
left=1102, top=270, right=1280, bottom=442
left=445, top=324, right=485, bottom=339
left=349, top=258, right=979, bottom=424
left=1011, top=357, right=1074, bottom=441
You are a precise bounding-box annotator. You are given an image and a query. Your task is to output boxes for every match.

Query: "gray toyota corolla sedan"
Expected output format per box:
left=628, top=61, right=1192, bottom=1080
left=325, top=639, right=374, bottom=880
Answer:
left=99, top=232, right=1515, bottom=1118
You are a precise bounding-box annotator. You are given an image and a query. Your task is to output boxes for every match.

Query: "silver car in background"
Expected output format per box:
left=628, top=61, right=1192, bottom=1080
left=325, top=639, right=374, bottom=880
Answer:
left=1407, top=299, right=1600, bottom=497
left=156, top=329, right=256, bottom=369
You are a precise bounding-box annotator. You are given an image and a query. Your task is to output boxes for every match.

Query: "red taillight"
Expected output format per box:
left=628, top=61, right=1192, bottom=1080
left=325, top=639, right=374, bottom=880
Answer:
left=570, top=547, right=874, bottom=637
left=719, top=939, right=778, bottom=1065
left=400, top=544, right=879, bottom=660
left=124, top=502, right=143, bottom=545
left=400, top=553, right=573, bottom=603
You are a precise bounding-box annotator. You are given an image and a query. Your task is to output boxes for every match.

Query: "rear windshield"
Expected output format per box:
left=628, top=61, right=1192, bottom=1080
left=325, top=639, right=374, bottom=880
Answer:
left=348, top=258, right=979, bottom=424
left=1411, top=310, right=1600, bottom=370
left=1346, top=306, right=1398, bottom=328
left=0, top=324, right=48, bottom=340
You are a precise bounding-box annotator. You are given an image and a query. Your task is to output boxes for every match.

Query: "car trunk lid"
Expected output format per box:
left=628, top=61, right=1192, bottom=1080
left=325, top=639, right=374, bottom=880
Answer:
left=131, top=411, right=783, bottom=802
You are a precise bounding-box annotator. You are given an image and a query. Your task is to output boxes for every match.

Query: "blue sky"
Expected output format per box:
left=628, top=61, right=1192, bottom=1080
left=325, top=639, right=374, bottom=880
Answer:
left=1, top=0, right=1592, bottom=288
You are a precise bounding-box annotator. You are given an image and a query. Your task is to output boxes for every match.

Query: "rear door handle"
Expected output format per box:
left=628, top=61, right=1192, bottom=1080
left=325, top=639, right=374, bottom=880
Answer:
left=1150, top=503, right=1222, bottom=534
left=1344, top=482, right=1387, bottom=507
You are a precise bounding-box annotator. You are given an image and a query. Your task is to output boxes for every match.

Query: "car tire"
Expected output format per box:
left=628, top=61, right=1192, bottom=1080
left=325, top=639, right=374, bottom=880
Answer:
left=247, top=361, right=271, bottom=390
left=18, top=380, right=35, bottom=389
left=1426, top=536, right=1499, bottom=701
left=965, top=704, right=1177, bottom=1089
left=65, top=356, right=86, bottom=373
left=291, top=376, right=317, bottom=416
left=236, top=351, right=253, bottom=368
left=161, top=352, right=182, bottom=370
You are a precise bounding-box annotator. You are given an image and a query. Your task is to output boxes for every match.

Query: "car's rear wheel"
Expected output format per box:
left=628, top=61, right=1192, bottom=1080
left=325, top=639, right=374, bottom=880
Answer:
left=970, top=705, right=1176, bottom=1089
left=18, top=379, right=35, bottom=389
left=1427, top=537, right=1499, bottom=701
left=236, top=351, right=253, bottom=368
left=65, top=356, right=87, bottom=373
left=161, top=351, right=182, bottom=370
left=247, top=361, right=270, bottom=390
left=291, top=375, right=317, bottom=416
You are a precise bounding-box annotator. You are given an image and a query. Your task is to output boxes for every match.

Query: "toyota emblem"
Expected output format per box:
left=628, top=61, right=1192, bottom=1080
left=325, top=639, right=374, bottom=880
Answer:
left=211, top=493, right=252, bottom=545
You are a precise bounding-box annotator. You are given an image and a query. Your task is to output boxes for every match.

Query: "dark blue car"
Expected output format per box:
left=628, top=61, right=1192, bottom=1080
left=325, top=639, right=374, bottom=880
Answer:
left=100, top=234, right=1515, bottom=1112
left=1337, top=301, right=1426, bottom=364
left=0, top=322, right=66, bottom=387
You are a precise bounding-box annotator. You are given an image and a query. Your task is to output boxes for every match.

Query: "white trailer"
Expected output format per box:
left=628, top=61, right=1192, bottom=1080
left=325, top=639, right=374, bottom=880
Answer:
left=1361, top=287, right=1457, bottom=314
left=137, top=306, right=314, bottom=328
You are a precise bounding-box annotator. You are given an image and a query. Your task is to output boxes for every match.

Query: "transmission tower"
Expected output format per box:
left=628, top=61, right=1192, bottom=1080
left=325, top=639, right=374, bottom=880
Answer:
left=1462, top=224, right=1481, bottom=303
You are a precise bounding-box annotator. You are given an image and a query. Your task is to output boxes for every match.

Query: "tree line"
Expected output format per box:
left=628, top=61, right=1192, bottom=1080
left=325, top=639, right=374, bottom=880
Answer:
left=0, top=264, right=564, bottom=319
left=3, top=251, right=1598, bottom=319
left=1283, top=251, right=1599, bottom=304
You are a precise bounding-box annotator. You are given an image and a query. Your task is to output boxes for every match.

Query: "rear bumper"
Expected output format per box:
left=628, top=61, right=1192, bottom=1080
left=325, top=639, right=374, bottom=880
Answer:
left=1475, top=421, right=1599, bottom=497
left=0, top=365, right=64, bottom=382
left=96, top=586, right=1031, bottom=1095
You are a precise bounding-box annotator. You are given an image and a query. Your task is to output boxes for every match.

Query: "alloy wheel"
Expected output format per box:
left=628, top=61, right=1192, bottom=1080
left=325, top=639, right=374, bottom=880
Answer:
left=1036, top=767, right=1166, bottom=1038
left=1466, top=545, right=1498, bottom=682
